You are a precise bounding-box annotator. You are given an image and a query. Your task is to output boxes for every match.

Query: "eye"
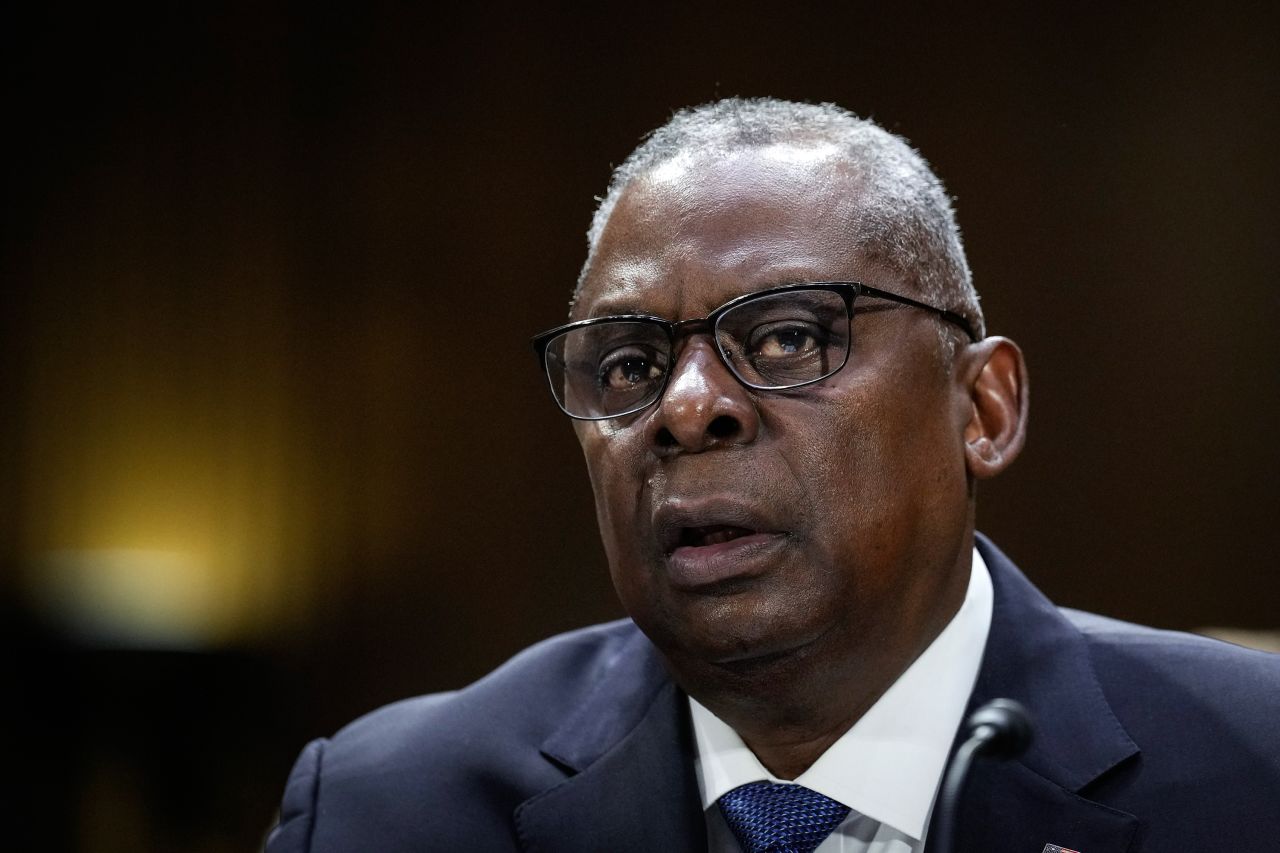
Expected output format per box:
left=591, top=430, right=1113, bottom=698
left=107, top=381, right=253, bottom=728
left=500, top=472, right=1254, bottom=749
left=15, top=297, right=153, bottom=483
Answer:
left=599, top=347, right=665, bottom=390
left=748, top=322, right=826, bottom=358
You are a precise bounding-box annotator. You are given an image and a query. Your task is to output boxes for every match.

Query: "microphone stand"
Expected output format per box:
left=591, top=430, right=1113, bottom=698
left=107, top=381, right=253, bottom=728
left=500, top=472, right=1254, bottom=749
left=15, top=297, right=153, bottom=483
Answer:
left=931, top=698, right=1033, bottom=853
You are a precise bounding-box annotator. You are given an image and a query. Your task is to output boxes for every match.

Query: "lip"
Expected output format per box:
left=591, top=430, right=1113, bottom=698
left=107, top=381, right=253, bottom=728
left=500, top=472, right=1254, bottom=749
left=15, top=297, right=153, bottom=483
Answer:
left=652, top=497, right=789, bottom=590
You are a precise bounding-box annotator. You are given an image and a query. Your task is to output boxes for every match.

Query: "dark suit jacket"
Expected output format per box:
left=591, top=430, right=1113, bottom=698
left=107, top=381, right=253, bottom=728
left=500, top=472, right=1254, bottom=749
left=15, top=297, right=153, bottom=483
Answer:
left=267, top=536, right=1280, bottom=851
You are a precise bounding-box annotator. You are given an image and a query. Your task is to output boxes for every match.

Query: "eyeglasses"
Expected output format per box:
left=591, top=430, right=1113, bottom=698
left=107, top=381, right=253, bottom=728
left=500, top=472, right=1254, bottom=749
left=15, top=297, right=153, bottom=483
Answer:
left=531, top=281, right=977, bottom=421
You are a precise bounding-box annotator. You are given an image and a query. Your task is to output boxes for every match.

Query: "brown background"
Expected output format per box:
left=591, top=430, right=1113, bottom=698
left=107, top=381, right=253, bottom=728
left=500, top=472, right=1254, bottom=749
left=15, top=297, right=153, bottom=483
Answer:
left=3, top=3, right=1277, bottom=851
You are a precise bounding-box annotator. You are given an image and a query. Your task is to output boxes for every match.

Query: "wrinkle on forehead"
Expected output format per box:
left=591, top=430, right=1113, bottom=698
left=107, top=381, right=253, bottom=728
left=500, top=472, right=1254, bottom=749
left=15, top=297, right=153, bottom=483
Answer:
left=577, top=147, right=873, bottom=318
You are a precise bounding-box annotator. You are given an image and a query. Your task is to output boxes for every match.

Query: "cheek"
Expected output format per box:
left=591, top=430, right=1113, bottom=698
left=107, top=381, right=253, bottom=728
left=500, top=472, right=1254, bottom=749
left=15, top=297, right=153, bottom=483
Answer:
left=790, top=378, right=959, bottom=539
left=576, top=425, right=650, bottom=557
left=785, top=386, right=889, bottom=492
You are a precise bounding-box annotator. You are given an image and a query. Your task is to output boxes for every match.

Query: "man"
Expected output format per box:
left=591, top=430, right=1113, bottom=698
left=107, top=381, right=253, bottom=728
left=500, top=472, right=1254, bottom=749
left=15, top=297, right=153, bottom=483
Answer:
left=267, top=99, right=1280, bottom=852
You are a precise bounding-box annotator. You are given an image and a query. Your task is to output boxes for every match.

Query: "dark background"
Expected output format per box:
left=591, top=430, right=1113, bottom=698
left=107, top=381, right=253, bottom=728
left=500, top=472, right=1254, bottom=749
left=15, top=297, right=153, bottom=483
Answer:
left=3, top=3, right=1276, bottom=850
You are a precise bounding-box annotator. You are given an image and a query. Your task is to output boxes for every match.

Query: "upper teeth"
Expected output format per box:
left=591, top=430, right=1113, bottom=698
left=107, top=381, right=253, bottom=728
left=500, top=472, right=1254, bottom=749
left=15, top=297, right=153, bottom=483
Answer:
left=696, top=526, right=748, bottom=546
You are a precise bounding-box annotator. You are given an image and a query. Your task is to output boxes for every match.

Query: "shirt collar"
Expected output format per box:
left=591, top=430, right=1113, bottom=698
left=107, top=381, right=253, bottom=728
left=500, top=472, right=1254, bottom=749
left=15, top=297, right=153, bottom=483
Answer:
left=689, top=547, right=994, bottom=841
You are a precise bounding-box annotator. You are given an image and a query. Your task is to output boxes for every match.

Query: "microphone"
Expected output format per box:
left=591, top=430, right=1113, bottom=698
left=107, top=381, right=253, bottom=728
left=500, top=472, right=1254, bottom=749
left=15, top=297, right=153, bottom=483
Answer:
left=931, top=698, right=1033, bottom=853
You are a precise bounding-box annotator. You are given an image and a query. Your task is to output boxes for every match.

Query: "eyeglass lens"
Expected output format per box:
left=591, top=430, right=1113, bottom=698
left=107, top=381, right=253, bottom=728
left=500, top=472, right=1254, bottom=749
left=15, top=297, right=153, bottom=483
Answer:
left=544, top=288, right=851, bottom=419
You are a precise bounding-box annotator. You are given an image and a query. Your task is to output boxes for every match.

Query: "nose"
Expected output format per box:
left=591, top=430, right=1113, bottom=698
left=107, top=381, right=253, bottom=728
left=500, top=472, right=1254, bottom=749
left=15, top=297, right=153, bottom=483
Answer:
left=645, top=339, right=761, bottom=454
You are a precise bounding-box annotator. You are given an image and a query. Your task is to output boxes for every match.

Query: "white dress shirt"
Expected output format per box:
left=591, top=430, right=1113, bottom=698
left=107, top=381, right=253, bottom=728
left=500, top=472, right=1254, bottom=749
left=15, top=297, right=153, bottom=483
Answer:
left=689, top=548, right=994, bottom=853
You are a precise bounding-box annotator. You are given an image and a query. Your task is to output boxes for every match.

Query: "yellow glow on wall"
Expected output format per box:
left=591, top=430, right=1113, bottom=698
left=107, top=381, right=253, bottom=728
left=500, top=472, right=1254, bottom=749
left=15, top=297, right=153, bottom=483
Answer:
left=15, top=259, right=328, bottom=647
left=19, top=390, right=317, bottom=646
left=14, top=178, right=445, bottom=649
left=33, top=550, right=231, bottom=647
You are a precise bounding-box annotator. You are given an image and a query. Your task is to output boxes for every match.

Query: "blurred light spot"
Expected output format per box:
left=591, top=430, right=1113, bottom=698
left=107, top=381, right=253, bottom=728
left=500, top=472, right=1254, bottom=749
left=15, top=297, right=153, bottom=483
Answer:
left=30, top=550, right=227, bottom=648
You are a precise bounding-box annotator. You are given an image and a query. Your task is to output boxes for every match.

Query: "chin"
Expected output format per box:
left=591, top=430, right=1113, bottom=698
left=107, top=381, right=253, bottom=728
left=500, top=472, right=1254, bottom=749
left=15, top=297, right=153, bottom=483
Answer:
left=659, top=600, right=833, bottom=669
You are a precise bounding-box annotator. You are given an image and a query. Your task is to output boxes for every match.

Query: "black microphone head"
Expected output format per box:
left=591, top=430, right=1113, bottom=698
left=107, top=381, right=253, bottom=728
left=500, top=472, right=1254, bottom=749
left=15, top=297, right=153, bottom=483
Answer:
left=965, top=698, right=1033, bottom=759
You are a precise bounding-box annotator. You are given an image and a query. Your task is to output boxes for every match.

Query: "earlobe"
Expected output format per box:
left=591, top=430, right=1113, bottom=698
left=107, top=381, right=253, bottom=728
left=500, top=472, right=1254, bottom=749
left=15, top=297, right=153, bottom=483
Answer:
left=958, top=336, right=1029, bottom=479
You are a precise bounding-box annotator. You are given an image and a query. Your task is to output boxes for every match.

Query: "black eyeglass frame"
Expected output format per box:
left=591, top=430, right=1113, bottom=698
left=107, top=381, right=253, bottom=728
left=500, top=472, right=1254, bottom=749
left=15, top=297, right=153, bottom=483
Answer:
left=531, top=281, right=978, bottom=421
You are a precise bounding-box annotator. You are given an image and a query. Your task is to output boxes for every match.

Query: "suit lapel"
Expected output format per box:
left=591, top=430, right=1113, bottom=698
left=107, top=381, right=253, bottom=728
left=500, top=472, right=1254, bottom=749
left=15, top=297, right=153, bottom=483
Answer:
left=929, top=535, right=1141, bottom=853
left=514, top=629, right=705, bottom=853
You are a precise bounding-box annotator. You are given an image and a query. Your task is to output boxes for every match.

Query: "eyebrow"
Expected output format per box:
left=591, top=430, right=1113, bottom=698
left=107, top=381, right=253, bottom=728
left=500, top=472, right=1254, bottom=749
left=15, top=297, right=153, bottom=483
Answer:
left=585, top=303, right=660, bottom=319
left=583, top=278, right=816, bottom=320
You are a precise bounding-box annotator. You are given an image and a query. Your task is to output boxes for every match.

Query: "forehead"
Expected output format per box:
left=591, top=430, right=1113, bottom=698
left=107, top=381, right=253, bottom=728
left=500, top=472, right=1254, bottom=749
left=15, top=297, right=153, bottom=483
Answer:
left=577, top=145, right=877, bottom=320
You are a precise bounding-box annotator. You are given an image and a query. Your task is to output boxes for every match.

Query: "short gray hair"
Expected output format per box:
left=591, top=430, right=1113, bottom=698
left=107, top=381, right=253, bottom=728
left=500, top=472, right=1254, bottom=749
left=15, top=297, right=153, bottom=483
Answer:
left=574, top=97, right=985, bottom=342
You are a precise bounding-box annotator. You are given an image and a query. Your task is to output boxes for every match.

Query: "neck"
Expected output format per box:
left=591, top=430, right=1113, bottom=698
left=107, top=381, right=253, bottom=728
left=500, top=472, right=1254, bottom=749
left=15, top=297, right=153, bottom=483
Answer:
left=724, top=677, right=881, bottom=780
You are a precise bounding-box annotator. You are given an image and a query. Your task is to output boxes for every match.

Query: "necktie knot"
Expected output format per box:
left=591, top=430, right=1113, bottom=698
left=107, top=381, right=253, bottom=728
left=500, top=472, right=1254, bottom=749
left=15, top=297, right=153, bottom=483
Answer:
left=718, top=781, right=850, bottom=853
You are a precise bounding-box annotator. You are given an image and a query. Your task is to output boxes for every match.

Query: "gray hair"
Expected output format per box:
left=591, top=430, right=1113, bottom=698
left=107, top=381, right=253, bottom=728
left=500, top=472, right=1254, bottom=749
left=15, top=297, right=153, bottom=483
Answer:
left=574, top=98, right=985, bottom=343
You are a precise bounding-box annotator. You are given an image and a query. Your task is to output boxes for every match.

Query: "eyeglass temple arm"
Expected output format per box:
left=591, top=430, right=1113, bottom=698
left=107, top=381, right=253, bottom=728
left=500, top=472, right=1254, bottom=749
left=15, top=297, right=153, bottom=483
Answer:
left=857, top=284, right=978, bottom=341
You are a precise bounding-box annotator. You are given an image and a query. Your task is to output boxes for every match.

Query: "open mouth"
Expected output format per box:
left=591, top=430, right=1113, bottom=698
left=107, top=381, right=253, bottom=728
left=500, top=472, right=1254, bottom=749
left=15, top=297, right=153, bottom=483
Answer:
left=652, top=499, right=784, bottom=566
left=678, top=524, right=757, bottom=549
left=662, top=521, right=785, bottom=588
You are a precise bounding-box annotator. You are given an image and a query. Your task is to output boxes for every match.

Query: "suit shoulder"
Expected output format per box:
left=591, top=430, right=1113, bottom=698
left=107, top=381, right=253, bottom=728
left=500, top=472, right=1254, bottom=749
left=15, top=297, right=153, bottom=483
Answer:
left=1063, top=607, right=1280, bottom=670
left=1062, top=607, right=1280, bottom=730
left=280, top=620, right=649, bottom=851
left=321, top=619, right=643, bottom=776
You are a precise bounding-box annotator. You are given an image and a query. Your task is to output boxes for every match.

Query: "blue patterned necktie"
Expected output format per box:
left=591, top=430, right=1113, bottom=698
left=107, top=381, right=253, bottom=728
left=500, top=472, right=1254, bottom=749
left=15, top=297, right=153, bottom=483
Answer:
left=718, top=780, right=851, bottom=853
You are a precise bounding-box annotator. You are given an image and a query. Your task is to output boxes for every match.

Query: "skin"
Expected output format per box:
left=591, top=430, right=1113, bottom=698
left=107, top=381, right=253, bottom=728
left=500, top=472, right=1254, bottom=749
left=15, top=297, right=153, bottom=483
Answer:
left=572, top=144, right=1028, bottom=779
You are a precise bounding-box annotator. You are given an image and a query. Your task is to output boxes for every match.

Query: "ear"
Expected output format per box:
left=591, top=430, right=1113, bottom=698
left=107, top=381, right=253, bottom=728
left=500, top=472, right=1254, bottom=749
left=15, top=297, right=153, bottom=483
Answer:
left=955, top=336, right=1028, bottom=479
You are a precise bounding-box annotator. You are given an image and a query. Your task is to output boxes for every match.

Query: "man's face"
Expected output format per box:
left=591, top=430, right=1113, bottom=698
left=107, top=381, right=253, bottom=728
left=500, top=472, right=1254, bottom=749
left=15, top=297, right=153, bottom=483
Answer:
left=573, top=145, right=974, bottom=689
